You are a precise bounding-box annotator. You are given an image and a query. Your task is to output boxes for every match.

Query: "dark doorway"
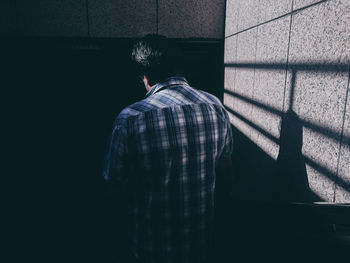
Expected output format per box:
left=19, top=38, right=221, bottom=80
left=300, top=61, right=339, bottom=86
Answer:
left=3, top=38, right=223, bottom=262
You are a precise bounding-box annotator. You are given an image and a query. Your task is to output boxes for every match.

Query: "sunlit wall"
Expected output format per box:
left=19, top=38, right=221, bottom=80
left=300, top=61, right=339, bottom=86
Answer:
left=224, top=0, right=349, bottom=202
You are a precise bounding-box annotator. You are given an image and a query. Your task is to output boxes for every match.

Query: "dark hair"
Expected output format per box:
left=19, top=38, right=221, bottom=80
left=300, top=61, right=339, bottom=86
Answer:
left=131, top=34, right=183, bottom=86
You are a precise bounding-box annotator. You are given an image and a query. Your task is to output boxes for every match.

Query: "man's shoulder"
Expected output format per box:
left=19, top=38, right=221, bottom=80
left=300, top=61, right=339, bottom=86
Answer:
left=116, top=98, right=159, bottom=124
left=194, top=88, right=223, bottom=106
left=116, top=86, right=226, bottom=125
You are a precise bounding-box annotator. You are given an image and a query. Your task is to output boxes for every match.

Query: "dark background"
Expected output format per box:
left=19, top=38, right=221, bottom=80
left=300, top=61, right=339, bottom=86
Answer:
left=2, top=38, right=224, bottom=262
left=2, top=38, right=349, bottom=262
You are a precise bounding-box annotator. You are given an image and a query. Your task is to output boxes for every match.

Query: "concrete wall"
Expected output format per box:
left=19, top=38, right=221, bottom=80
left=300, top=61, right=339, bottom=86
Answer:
left=224, top=0, right=350, bottom=202
left=0, top=0, right=225, bottom=38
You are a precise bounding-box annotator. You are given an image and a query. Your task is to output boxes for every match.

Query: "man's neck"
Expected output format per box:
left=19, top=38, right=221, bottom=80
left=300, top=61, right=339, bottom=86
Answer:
left=143, top=76, right=153, bottom=91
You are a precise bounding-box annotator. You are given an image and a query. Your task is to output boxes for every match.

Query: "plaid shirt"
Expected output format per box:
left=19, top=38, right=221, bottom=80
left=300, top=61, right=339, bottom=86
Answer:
left=104, top=77, right=233, bottom=263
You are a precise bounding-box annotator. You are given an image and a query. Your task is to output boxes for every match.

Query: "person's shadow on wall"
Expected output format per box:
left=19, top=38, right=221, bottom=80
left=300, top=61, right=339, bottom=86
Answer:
left=276, top=109, right=321, bottom=202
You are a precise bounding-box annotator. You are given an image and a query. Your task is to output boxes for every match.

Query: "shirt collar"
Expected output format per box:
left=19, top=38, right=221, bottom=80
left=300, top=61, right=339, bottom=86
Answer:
left=145, top=76, right=189, bottom=98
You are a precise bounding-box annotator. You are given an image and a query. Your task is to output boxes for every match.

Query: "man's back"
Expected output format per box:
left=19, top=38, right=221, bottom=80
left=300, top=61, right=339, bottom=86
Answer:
left=104, top=77, right=233, bottom=263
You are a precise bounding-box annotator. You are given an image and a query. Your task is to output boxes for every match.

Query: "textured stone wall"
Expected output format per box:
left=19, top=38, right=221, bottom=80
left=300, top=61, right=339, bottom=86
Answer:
left=224, top=0, right=350, bottom=202
left=0, top=0, right=225, bottom=38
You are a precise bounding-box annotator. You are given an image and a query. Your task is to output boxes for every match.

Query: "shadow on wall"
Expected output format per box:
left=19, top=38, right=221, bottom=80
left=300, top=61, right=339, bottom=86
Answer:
left=227, top=109, right=325, bottom=203
left=277, top=109, right=320, bottom=202
left=224, top=62, right=350, bottom=203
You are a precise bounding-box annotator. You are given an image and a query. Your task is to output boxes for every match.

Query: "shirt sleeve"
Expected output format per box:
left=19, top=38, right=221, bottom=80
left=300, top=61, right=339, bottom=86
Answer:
left=103, top=118, right=129, bottom=190
left=221, top=111, right=234, bottom=158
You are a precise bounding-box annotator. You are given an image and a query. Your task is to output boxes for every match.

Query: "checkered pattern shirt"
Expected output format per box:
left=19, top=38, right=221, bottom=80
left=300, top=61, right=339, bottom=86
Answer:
left=104, top=77, right=233, bottom=263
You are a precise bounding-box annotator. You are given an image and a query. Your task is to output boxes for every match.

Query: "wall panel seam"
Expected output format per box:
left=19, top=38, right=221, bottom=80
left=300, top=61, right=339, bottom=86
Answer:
left=156, top=0, right=159, bottom=34
left=86, top=0, right=91, bottom=37
left=333, top=68, right=350, bottom=201
left=251, top=16, right=260, bottom=118
left=223, top=0, right=227, bottom=39
left=282, top=0, right=294, bottom=112
left=225, top=0, right=328, bottom=39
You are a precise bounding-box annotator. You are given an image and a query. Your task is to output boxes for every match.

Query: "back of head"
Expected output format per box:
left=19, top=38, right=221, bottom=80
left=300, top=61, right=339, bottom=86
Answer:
left=131, top=34, right=183, bottom=86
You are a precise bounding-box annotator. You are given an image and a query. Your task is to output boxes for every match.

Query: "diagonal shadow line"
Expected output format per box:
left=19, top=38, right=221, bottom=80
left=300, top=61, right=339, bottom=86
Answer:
left=230, top=116, right=349, bottom=197
left=226, top=106, right=350, bottom=194
left=223, top=89, right=349, bottom=145
left=224, top=63, right=349, bottom=72
left=226, top=108, right=350, bottom=193
left=225, top=106, right=350, bottom=191
left=224, top=106, right=279, bottom=144
left=304, top=156, right=350, bottom=193
left=301, top=120, right=343, bottom=141
left=224, top=89, right=283, bottom=116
